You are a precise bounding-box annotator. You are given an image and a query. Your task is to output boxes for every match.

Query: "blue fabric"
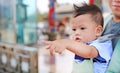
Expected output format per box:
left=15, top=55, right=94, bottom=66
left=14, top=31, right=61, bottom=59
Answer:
left=74, top=39, right=113, bottom=73
left=90, top=39, right=113, bottom=73
left=102, top=18, right=120, bottom=49
left=74, top=55, right=85, bottom=63
left=103, top=14, right=120, bottom=73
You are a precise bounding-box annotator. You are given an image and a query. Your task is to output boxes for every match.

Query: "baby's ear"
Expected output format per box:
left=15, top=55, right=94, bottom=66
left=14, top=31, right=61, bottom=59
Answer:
left=96, top=25, right=103, bottom=37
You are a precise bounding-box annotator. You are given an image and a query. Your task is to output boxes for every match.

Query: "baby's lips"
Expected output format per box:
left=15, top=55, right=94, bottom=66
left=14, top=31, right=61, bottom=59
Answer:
left=75, top=37, right=81, bottom=42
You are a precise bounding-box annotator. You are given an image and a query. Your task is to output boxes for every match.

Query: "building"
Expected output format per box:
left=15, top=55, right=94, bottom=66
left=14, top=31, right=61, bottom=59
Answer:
left=0, top=0, right=37, bottom=44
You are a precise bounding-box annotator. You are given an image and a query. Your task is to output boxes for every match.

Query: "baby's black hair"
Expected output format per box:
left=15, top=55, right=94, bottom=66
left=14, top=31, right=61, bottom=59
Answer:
left=73, top=3, right=104, bottom=27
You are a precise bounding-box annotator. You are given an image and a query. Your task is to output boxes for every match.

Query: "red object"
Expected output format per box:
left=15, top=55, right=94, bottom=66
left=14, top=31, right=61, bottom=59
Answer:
left=48, top=0, right=55, bottom=27
left=89, top=0, right=94, bottom=5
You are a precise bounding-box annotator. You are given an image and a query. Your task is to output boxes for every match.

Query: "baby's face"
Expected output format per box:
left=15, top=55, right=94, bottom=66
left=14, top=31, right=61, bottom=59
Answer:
left=70, top=14, right=102, bottom=43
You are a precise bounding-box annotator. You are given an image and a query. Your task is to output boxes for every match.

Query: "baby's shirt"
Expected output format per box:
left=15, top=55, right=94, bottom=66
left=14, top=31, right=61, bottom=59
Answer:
left=74, top=39, right=113, bottom=73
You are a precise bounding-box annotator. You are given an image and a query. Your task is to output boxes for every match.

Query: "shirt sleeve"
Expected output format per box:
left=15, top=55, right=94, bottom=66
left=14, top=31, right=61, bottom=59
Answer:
left=89, top=40, right=113, bottom=63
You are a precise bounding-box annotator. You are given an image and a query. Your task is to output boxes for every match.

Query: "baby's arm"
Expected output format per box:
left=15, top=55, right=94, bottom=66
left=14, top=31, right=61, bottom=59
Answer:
left=42, top=39, right=98, bottom=58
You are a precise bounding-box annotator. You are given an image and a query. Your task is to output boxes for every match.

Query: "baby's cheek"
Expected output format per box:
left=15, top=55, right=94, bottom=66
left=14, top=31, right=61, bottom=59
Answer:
left=69, top=35, right=74, bottom=40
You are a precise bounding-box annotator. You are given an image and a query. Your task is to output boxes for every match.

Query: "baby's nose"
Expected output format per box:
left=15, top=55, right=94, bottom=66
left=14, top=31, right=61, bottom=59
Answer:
left=74, top=30, right=81, bottom=36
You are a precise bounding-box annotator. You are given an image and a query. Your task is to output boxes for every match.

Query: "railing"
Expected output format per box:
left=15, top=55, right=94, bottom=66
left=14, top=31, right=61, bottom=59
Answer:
left=0, top=42, right=38, bottom=73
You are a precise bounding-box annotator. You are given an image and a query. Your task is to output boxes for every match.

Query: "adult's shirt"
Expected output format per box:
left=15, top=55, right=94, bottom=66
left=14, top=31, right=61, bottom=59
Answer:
left=102, top=18, right=120, bottom=48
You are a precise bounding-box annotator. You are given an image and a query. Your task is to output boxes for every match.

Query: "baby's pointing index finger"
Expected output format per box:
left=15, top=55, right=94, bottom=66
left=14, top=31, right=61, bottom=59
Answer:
left=41, top=40, right=52, bottom=45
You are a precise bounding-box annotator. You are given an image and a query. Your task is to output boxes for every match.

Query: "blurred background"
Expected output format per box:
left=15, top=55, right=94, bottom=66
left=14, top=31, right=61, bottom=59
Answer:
left=0, top=0, right=111, bottom=73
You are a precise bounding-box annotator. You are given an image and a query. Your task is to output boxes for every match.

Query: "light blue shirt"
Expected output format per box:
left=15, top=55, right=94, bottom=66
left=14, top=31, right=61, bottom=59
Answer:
left=74, top=39, right=113, bottom=73
left=89, top=39, right=113, bottom=73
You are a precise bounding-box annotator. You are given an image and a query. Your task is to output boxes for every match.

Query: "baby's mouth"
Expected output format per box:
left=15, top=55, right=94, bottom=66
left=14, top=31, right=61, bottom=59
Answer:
left=75, top=37, right=81, bottom=42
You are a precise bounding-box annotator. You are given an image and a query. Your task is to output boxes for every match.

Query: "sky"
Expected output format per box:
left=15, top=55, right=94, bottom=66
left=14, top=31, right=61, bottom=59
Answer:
left=37, top=0, right=89, bottom=13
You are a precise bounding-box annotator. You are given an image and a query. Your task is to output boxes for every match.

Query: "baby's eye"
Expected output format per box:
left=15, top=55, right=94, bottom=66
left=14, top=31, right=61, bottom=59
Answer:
left=80, top=27, right=85, bottom=30
left=72, top=28, right=76, bottom=31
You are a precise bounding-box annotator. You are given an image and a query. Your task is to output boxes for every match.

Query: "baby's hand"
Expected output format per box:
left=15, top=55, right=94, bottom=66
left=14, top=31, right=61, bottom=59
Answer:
left=42, top=40, right=65, bottom=56
left=42, top=40, right=55, bottom=56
